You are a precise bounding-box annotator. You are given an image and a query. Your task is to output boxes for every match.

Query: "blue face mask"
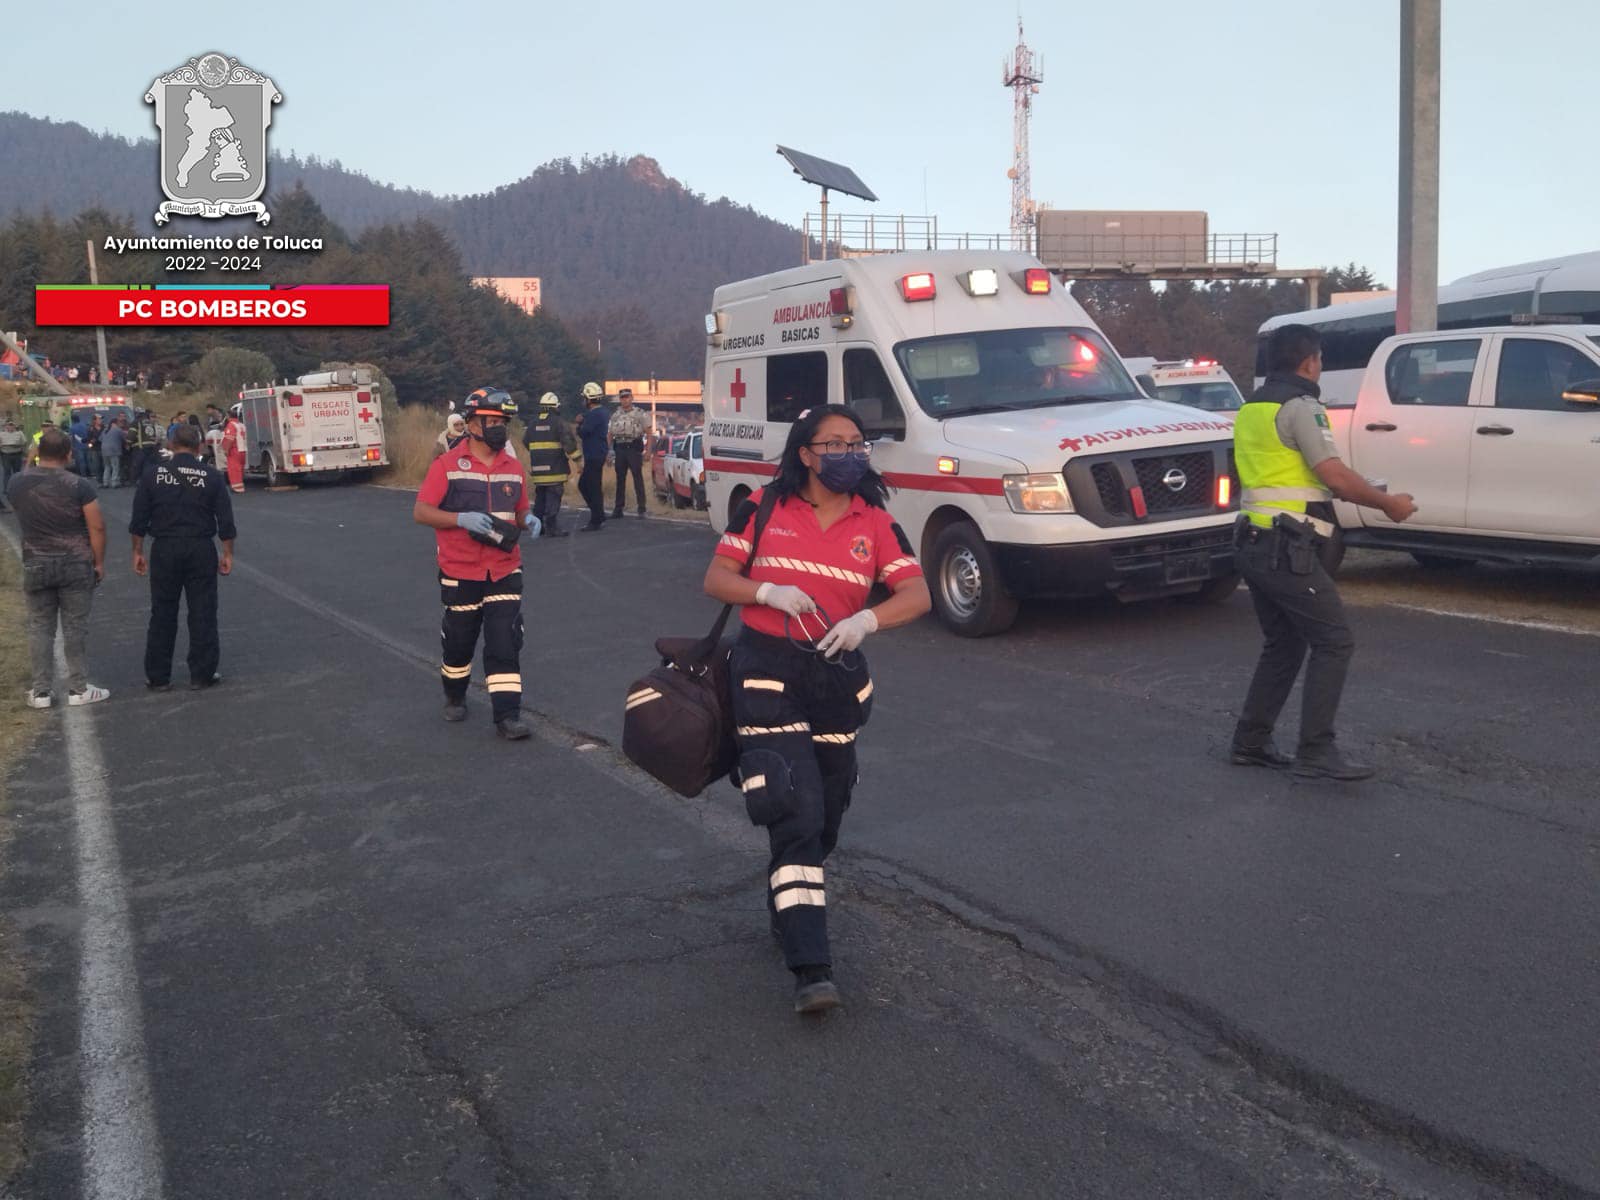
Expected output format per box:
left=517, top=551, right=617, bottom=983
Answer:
left=813, top=449, right=870, bottom=494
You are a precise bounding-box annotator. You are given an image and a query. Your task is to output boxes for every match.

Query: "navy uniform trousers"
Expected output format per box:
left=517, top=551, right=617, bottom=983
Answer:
left=730, top=629, right=874, bottom=970
left=439, top=569, right=524, bottom=722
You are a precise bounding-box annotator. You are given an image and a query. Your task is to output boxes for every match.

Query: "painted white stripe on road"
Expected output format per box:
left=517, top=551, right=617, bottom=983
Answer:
left=1385, top=602, right=1600, bottom=639
left=0, top=523, right=164, bottom=1199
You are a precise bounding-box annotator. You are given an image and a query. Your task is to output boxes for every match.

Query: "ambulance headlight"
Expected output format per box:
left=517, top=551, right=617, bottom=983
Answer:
left=1002, top=474, right=1072, bottom=513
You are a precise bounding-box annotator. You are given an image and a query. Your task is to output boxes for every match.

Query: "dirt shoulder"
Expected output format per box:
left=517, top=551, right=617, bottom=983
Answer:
left=1338, top=548, right=1600, bottom=634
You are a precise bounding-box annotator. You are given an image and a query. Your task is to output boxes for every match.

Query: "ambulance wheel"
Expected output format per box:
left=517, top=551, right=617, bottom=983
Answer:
left=728, top=486, right=751, bottom=525
left=263, top=454, right=278, bottom=488
left=930, top=522, right=1018, bottom=638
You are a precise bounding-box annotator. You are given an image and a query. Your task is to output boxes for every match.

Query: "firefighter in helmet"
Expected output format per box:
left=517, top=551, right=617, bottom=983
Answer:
left=412, top=387, right=540, bottom=740
left=523, top=391, right=578, bottom=537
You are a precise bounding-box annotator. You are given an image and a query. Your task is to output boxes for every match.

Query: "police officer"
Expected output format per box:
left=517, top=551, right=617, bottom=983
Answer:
left=608, top=387, right=650, bottom=518
left=1230, top=324, right=1417, bottom=780
left=703, top=404, right=931, bottom=1014
left=575, top=382, right=610, bottom=532
left=129, top=423, right=237, bottom=691
left=523, top=391, right=578, bottom=537
left=412, top=387, right=539, bottom=740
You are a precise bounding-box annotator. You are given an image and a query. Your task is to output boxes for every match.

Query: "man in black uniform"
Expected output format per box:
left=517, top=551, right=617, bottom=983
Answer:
left=129, top=423, right=237, bottom=691
left=1231, top=324, right=1417, bottom=780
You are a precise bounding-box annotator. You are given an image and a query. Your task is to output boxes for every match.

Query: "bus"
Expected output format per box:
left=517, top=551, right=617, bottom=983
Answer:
left=1257, top=250, right=1600, bottom=408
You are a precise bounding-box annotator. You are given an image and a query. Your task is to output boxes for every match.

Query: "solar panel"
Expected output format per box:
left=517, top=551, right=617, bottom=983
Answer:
left=775, top=146, right=878, bottom=202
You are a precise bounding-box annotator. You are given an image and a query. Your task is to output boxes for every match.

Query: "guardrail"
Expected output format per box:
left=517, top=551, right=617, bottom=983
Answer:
left=802, top=214, right=1034, bottom=263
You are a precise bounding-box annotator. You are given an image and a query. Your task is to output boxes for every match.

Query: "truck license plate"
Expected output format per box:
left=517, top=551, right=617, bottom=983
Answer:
left=1164, top=551, right=1211, bottom=585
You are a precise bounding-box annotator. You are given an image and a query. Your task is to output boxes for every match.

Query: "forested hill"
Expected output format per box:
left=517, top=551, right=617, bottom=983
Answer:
left=0, top=113, right=800, bottom=374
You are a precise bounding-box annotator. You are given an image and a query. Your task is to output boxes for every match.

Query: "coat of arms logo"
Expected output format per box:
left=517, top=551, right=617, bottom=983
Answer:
left=144, top=52, right=282, bottom=225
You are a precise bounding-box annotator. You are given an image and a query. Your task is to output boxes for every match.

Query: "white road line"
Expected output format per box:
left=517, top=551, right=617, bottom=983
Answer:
left=0, top=523, right=165, bottom=1199
left=1386, top=601, right=1600, bottom=639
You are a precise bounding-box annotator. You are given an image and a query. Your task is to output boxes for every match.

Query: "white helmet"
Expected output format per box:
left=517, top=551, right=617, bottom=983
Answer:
left=581, top=381, right=603, bottom=401
left=539, top=391, right=560, bottom=408
left=229, top=402, right=242, bottom=417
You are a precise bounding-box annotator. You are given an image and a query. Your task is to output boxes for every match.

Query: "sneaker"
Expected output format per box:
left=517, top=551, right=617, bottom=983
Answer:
left=26, top=690, right=53, bottom=710
left=67, top=685, right=110, bottom=706
left=146, top=680, right=172, bottom=692
left=189, top=675, right=223, bottom=691
left=496, top=717, right=532, bottom=741
left=1292, top=751, right=1375, bottom=781
left=1230, top=741, right=1294, bottom=769
left=580, top=522, right=605, bottom=533
left=443, top=702, right=468, bottom=723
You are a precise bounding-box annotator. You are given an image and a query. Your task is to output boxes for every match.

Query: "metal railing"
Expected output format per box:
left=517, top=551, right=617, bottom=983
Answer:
left=802, top=214, right=1035, bottom=263
left=1034, top=231, right=1279, bottom=271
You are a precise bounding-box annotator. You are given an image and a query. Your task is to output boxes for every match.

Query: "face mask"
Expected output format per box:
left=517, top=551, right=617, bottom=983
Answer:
left=813, top=449, right=870, bottom=494
left=477, top=424, right=509, bottom=452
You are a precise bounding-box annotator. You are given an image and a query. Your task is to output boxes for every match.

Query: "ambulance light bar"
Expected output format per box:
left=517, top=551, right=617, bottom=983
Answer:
left=960, top=269, right=1000, bottom=297
left=1023, top=269, right=1051, bottom=295
left=899, top=273, right=936, bottom=302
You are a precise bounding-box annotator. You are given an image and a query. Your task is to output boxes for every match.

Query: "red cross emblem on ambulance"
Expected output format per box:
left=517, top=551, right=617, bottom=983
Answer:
left=730, top=368, right=746, bottom=413
left=358, top=408, right=374, bottom=423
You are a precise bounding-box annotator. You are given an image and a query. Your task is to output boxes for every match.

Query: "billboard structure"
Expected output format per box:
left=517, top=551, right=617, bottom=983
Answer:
left=473, top=276, right=543, bottom=316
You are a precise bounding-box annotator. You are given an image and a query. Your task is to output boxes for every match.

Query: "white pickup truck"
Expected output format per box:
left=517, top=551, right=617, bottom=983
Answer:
left=1324, top=323, right=1600, bottom=569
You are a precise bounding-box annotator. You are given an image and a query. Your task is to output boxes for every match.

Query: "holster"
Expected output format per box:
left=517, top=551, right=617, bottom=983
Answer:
left=1271, top=514, right=1319, bottom=575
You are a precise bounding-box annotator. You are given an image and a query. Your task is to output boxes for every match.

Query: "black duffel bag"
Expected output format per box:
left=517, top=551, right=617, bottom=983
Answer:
left=623, top=490, right=777, bottom=797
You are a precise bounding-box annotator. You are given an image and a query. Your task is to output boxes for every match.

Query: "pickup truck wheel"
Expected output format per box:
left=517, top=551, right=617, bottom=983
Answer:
left=1178, top=573, right=1241, bottom=605
left=1320, top=527, right=1346, bottom=575
left=1412, top=552, right=1475, bottom=569
left=263, top=454, right=278, bottom=488
left=671, top=486, right=688, bottom=509
left=930, top=522, right=1019, bottom=637
left=692, top=483, right=707, bottom=511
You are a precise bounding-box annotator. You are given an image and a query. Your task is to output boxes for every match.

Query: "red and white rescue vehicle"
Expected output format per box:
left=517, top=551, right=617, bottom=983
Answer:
left=704, top=251, right=1242, bottom=636
left=239, top=368, right=388, bottom=486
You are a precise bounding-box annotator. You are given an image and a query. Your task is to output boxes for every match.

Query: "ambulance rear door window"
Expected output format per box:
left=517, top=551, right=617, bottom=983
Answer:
left=766, top=351, right=828, bottom=423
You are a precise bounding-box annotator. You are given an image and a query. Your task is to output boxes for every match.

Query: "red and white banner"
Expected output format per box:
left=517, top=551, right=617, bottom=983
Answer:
left=35, top=286, right=389, bottom=327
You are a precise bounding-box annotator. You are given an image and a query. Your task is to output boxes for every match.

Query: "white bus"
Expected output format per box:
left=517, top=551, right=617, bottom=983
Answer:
left=1257, top=251, right=1600, bottom=408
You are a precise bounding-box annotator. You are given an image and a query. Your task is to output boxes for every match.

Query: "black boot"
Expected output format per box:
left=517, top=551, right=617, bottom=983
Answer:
left=793, top=966, right=840, bottom=1015
left=496, top=717, right=532, bottom=741
left=1292, top=747, right=1374, bottom=781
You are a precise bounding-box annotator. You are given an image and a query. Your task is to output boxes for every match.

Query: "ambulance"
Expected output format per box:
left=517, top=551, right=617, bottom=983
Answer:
left=238, top=368, right=388, bottom=486
left=1123, top=357, right=1245, bottom=412
left=704, top=251, right=1242, bottom=636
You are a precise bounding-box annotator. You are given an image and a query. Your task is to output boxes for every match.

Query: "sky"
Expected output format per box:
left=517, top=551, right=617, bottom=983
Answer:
left=3, top=0, right=1595, bottom=285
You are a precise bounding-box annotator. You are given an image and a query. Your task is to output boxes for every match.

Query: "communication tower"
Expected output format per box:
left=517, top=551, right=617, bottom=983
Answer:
left=1002, top=20, right=1043, bottom=245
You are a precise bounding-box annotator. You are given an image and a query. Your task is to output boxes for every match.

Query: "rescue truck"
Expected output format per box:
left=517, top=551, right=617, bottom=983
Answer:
left=1123, top=357, right=1244, bottom=412
left=703, top=251, right=1242, bottom=636
left=239, top=368, right=388, bottom=486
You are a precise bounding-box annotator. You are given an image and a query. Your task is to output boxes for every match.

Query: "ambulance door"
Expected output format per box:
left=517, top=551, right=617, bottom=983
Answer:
left=841, top=344, right=932, bottom=543
left=705, top=354, right=769, bottom=528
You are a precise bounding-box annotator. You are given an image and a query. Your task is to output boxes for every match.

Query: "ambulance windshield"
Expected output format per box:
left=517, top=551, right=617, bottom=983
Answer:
left=894, top=327, right=1142, bottom=417
left=1154, top=381, right=1244, bottom=412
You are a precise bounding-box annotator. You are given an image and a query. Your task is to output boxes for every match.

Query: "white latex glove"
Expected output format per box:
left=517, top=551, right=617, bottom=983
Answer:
left=523, top=512, right=542, bottom=538
left=455, top=511, right=495, bottom=536
left=755, top=581, right=817, bottom=617
left=816, top=608, right=878, bottom=657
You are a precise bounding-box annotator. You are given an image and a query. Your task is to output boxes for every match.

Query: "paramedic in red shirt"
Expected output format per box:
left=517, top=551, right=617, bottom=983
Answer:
left=222, top=404, right=248, bottom=493
left=413, top=388, right=540, bottom=741
left=703, top=404, right=931, bottom=1014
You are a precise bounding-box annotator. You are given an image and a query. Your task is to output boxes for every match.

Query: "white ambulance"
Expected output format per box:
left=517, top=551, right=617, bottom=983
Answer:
left=239, top=368, right=388, bottom=486
left=704, top=251, right=1242, bottom=636
left=1123, top=357, right=1245, bottom=413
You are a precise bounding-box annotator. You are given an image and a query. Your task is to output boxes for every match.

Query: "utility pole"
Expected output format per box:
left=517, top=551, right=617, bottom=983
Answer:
left=86, top=240, right=111, bottom=386
left=1396, top=0, right=1440, bottom=333
left=0, top=326, right=69, bottom=395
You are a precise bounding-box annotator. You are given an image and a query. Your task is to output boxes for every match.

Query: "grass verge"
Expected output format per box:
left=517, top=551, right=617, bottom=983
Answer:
left=0, top=540, right=36, bottom=1186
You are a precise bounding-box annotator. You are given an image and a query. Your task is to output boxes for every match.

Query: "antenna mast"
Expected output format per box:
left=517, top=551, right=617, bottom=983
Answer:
left=1002, top=20, right=1043, bottom=246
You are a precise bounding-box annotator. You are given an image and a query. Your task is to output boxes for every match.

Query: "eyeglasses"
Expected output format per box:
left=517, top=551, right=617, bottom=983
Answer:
left=807, top=439, right=872, bottom=456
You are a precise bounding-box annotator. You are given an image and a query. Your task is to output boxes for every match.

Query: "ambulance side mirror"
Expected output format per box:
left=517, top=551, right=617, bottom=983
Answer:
left=1136, top=373, right=1160, bottom=399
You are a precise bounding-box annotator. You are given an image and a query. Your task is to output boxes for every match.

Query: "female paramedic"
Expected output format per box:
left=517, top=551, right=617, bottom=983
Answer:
left=703, top=404, right=931, bottom=1015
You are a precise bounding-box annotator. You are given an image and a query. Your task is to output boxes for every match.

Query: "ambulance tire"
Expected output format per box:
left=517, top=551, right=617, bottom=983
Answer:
left=727, top=487, right=751, bottom=526
left=930, top=522, right=1019, bottom=638
left=263, top=453, right=279, bottom=489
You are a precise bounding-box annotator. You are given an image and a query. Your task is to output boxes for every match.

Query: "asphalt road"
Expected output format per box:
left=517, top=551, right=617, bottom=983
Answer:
left=3, top=482, right=1596, bottom=1199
